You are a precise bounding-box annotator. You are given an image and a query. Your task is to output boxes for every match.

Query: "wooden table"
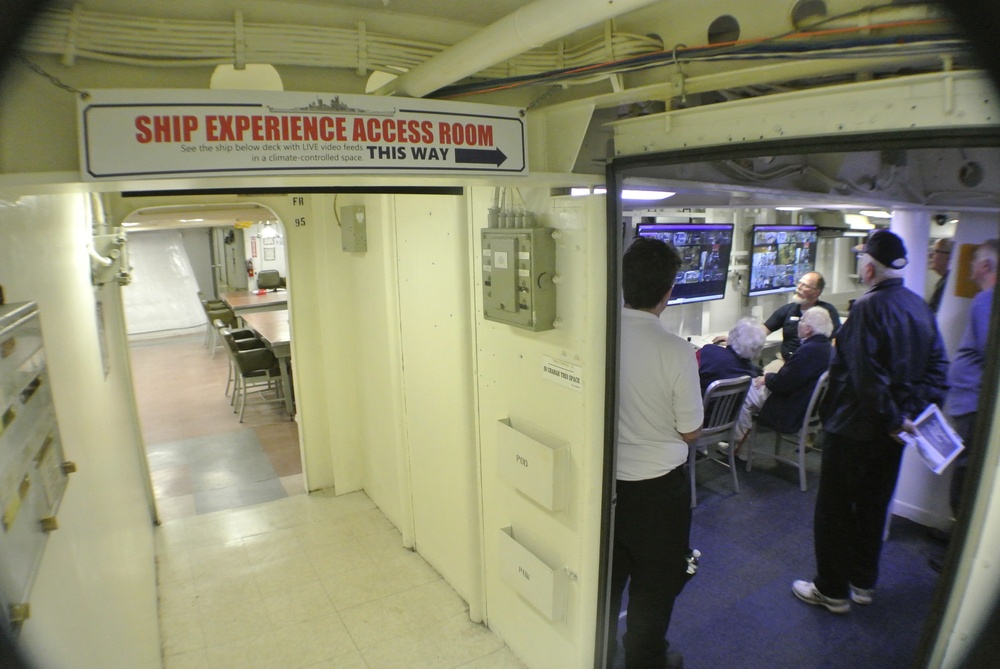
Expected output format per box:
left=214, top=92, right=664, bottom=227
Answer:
left=221, top=289, right=288, bottom=314
left=241, top=309, right=293, bottom=416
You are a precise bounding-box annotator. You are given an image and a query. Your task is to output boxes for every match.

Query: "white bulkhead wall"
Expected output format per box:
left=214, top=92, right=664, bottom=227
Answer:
left=473, top=188, right=608, bottom=668
left=0, top=192, right=160, bottom=669
left=266, top=187, right=609, bottom=667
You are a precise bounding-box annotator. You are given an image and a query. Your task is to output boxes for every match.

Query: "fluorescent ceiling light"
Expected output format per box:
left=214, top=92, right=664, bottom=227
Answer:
left=859, top=210, right=892, bottom=219
left=570, top=187, right=608, bottom=196
left=775, top=206, right=803, bottom=211
left=621, top=189, right=675, bottom=201
left=844, top=214, right=875, bottom=230
left=121, top=221, right=140, bottom=227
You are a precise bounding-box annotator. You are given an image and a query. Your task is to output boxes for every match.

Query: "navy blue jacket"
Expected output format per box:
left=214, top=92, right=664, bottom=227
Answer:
left=765, top=300, right=841, bottom=360
left=697, top=343, right=758, bottom=396
left=757, top=334, right=832, bottom=433
left=821, top=278, right=948, bottom=440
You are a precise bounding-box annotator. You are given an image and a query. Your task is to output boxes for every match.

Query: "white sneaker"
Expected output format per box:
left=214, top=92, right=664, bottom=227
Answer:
left=850, top=585, right=874, bottom=605
left=717, top=441, right=749, bottom=461
left=792, top=580, right=851, bottom=614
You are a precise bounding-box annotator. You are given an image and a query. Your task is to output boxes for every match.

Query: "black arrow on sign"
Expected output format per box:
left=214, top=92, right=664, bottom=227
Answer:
left=455, top=147, right=508, bottom=167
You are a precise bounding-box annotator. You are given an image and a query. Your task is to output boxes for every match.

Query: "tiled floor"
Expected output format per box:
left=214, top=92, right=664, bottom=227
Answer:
left=130, top=332, right=526, bottom=669
left=130, top=332, right=303, bottom=522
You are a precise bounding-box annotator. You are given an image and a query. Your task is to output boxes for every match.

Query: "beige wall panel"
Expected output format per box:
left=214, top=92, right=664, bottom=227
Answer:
left=473, top=187, right=608, bottom=668
left=394, top=192, right=480, bottom=603
left=0, top=192, right=160, bottom=669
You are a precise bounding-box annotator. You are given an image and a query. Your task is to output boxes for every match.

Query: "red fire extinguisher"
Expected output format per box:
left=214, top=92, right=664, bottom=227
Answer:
left=246, top=259, right=254, bottom=277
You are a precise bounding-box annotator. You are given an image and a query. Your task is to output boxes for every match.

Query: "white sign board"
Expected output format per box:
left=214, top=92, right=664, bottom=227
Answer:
left=78, top=89, right=527, bottom=180
left=541, top=356, right=582, bottom=391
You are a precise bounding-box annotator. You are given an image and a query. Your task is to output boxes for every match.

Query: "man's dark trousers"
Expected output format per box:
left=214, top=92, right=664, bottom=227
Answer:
left=813, top=432, right=904, bottom=598
left=608, top=467, right=691, bottom=668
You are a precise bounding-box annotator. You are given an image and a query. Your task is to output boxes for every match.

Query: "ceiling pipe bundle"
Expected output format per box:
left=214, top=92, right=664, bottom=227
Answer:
left=372, top=0, right=664, bottom=97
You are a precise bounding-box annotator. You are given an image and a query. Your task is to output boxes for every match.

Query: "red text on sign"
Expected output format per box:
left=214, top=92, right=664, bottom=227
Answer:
left=134, top=115, right=199, bottom=143
left=438, top=123, right=493, bottom=146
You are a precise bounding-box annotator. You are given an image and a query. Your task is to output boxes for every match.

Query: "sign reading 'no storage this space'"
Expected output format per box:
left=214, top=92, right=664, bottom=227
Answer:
left=78, top=89, right=527, bottom=181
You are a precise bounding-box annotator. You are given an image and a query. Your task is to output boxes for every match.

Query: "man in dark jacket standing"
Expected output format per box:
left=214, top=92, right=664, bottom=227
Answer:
left=793, top=230, right=948, bottom=614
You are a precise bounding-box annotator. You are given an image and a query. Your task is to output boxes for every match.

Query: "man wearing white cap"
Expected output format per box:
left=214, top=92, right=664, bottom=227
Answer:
left=792, top=230, right=949, bottom=614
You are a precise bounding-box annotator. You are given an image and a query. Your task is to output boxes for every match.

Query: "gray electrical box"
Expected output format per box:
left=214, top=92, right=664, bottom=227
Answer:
left=340, top=205, right=367, bottom=252
left=482, top=228, right=557, bottom=331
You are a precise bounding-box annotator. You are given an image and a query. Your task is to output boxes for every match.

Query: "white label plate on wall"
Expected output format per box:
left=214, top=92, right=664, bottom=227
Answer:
left=542, top=356, right=582, bottom=391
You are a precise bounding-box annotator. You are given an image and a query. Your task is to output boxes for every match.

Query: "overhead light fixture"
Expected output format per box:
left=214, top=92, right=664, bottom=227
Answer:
left=844, top=214, right=875, bottom=230
left=775, top=206, right=803, bottom=211
left=121, top=221, right=140, bottom=227
left=621, top=189, right=675, bottom=201
left=258, top=222, right=281, bottom=239
left=566, top=187, right=673, bottom=200
left=859, top=210, right=892, bottom=219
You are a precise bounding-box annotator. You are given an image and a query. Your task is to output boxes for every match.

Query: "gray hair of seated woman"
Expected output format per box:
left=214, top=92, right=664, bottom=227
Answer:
left=799, top=306, right=834, bottom=337
left=727, top=317, right=766, bottom=361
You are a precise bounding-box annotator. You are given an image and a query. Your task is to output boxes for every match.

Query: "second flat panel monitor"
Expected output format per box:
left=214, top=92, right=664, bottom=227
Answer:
left=636, top=223, right=733, bottom=305
left=748, top=225, right=818, bottom=297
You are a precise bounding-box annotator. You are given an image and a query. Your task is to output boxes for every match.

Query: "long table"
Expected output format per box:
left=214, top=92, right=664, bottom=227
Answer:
left=221, top=289, right=288, bottom=314
left=240, top=309, right=294, bottom=416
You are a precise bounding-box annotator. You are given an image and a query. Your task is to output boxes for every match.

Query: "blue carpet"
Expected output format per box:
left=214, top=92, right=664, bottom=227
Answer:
left=613, top=454, right=942, bottom=669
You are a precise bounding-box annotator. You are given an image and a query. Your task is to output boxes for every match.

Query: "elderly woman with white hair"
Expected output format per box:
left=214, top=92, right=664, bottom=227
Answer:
left=697, top=317, right=765, bottom=396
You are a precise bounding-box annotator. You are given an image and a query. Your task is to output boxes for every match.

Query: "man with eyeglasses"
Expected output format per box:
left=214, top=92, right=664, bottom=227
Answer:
left=928, top=237, right=954, bottom=313
left=763, top=271, right=841, bottom=361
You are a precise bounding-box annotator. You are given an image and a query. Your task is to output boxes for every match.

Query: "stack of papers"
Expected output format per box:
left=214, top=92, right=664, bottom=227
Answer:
left=900, top=404, right=965, bottom=474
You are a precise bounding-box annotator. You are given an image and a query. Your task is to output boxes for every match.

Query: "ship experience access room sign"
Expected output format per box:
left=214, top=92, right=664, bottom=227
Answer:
left=77, top=89, right=527, bottom=180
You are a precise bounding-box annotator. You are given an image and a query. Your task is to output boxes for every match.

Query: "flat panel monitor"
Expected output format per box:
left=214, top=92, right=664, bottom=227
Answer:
left=635, top=223, right=734, bottom=305
left=748, top=224, right=819, bottom=297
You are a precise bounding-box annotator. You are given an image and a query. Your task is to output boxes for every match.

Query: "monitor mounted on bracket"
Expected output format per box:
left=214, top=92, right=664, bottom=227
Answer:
left=747, top=224, right=819, bottom=297
left=635, top=223, right=734, bottom=306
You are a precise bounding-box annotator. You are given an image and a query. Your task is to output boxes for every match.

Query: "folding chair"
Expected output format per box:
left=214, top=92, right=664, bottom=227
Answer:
left=745, top=370, right=830, bottom=492
left=687, top=375, right=752, bottom=508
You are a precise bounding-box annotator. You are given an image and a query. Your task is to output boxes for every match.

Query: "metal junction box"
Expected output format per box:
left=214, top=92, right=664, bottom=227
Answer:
left=481, top=228, right=557, bottom=332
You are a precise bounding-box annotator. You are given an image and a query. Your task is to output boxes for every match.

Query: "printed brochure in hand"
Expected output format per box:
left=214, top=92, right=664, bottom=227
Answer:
left=899, top=404, right=964, bottom=474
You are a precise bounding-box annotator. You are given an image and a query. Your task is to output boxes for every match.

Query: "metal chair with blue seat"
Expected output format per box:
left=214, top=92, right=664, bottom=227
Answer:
left=687, top=375, right=752, bottom=508
left=744, top=370, right=830, bottom=492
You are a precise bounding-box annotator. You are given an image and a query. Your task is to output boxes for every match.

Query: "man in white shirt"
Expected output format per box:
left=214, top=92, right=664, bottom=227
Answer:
left=608, top=237, right=704, bottom=669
